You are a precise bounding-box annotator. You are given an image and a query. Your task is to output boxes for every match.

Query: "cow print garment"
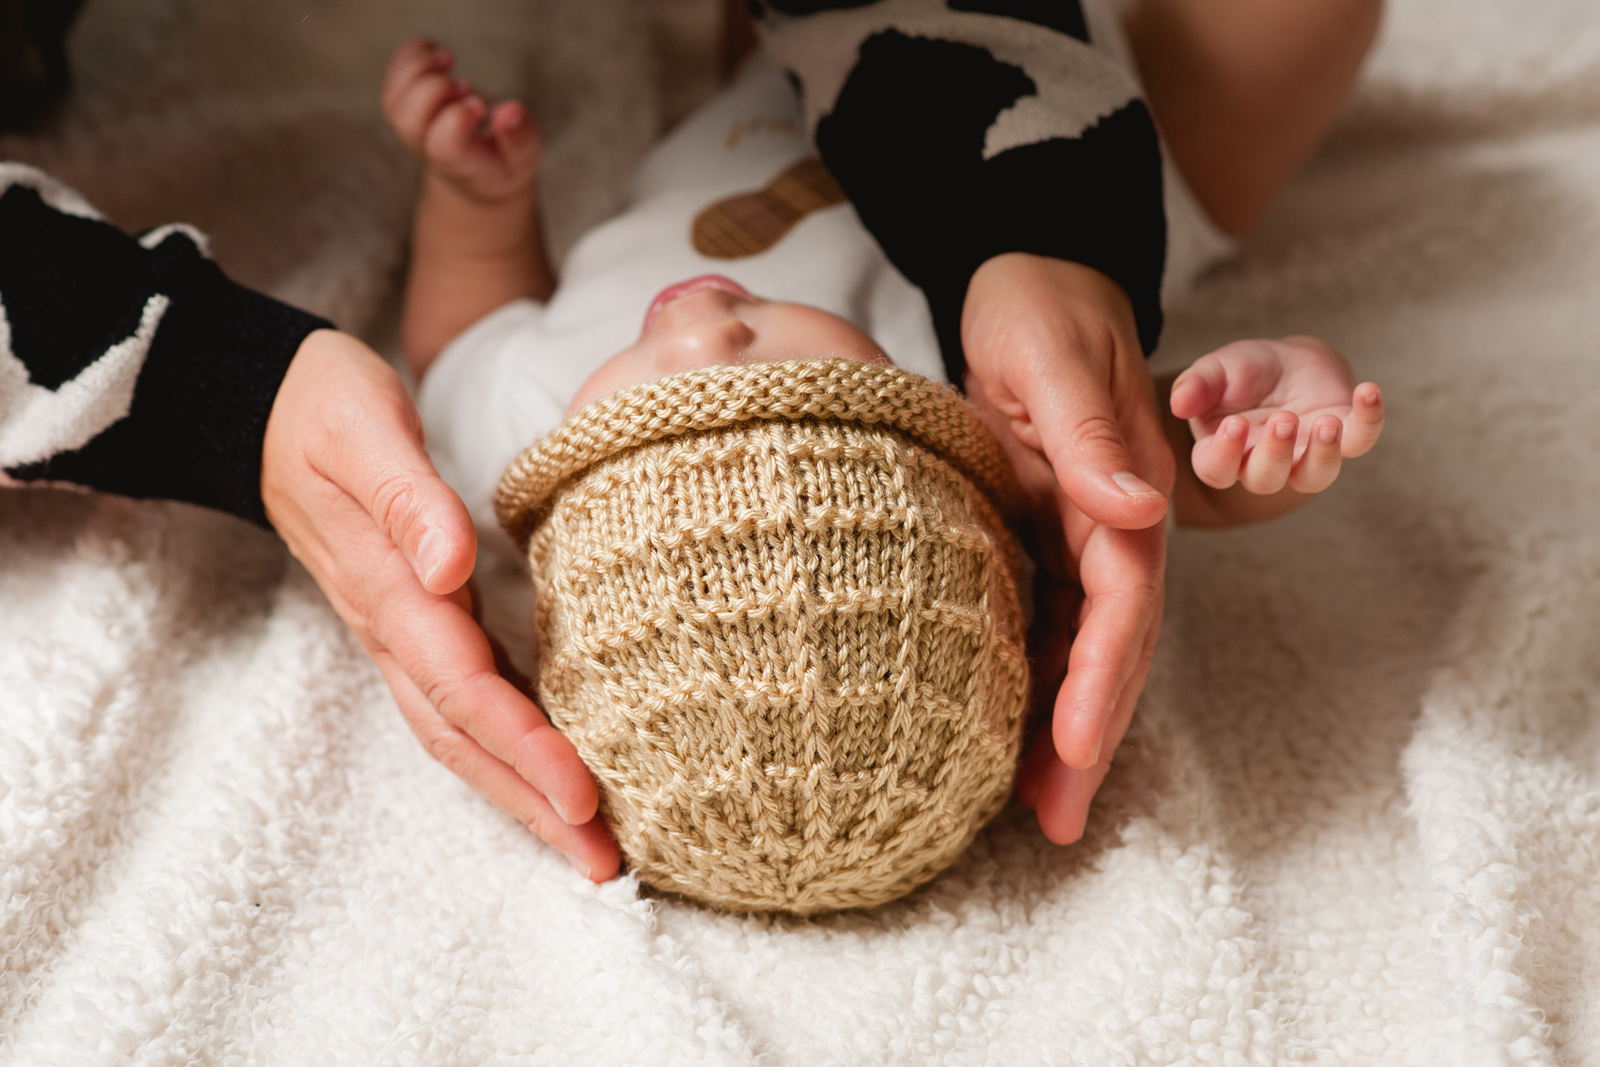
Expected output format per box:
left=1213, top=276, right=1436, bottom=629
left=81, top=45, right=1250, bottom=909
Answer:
left=0, top=1, right=1163, bottom=524
left=0, top=166, right=329, bottom=526
left=757, top=0, right=1167, bottom=379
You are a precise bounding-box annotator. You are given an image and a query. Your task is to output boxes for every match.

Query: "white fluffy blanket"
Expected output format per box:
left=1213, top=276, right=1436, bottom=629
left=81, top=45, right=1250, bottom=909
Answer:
left=4, top=1, right=1600, bottom=1062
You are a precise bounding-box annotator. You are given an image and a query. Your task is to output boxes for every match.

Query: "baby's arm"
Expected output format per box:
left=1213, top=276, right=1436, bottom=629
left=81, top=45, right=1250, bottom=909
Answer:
left=1164, top=336, right=1385, bottom=527
left=381, top=39, right=554, bottom=380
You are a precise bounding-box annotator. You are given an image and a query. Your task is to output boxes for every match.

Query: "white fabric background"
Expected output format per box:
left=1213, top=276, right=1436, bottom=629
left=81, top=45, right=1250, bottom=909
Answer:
left=3, top=1, right=1600, bottom=1063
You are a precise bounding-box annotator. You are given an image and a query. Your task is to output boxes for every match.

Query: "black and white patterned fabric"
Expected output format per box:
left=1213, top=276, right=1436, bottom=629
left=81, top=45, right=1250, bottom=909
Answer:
left=757, top=0, right=1167, bottom=377
left=0, top=3, right=1164, bottom=524
left=0, top=164, right=330, bottom=526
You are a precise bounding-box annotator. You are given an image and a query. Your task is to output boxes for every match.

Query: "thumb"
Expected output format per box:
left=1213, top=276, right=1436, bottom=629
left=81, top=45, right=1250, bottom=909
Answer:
left=300, top=332, right=479, bottom=595
left=963, top=255, right=1171, bottom=530
left=1004, top=353, right=1170, bottom=530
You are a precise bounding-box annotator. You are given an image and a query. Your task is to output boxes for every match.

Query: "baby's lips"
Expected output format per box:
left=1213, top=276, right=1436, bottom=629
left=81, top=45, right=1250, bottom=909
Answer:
left=642, top=274, right=753, bottom=334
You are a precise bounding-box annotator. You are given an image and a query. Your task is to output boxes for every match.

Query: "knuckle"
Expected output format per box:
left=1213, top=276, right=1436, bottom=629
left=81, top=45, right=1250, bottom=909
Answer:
left=1046, top=318, right=1101, bottom=365
left=422, top=668, right=499, bottom=738
left=505, top=723, right=557, bottom=784
left=335, top=585, right=377, bottom=638
left=1294, top=469, right=1334, bottom=494
left=523, top=809, right=554, bottom=843
left=421, top=723, right=474, bottom=776
left=368, top=471, right=420, bottom=540
left=1245, top=475, right=1288, bottom=496
left=1129, top=569, right=1166, bottom=602
left=321, top=388, right=389, bottom=446
left=1064, top=413, right=1126, bottom=455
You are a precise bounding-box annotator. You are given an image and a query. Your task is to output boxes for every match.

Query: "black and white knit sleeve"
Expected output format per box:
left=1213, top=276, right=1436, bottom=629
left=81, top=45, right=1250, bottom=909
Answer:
left=755, top=0, right=1167, bottom=379
left=0, top=164, right=331, bottom=527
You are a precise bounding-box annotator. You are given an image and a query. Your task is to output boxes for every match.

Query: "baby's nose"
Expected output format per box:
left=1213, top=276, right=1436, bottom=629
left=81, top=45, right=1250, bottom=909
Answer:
left=655, top=317, right=758, bottom=373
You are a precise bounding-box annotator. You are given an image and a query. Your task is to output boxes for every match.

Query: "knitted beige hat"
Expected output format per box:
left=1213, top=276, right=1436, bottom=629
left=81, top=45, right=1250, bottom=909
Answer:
left=495, top=359, right=1030, bottom=914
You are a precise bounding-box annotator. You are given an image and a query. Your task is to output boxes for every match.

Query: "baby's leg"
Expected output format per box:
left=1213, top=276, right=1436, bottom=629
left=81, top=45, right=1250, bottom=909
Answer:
left=1123, top=0, right=1382, bottom=235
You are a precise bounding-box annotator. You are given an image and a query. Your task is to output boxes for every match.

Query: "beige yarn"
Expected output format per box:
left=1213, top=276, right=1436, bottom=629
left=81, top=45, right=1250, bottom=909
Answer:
left=496, top=360, right=1030, bottom=914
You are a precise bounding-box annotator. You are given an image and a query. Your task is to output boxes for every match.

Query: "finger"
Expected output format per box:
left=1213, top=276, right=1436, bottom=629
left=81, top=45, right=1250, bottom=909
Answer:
left=383, top=38, right=450, bottom=90
left=1172, top=341, right=1288, bottom=419
left=380, top=39, right=443, bottom=106
left=1035, top=579, right=1154, bottom=843
left=422, top=92, right=490, bottom=163
left=961, top=257, right=1172, bottom=529
left=345, top=536, right=600, bottom=830
left=1342, top=382, right=1385, bottom=457
left=261, top=335, right=607, bottom=865
left=1239, top=412, right=1298, bottom=495
left=1168, top=358, right=1227, bottom=421
left=373, top=652, right=621, bottom=881
left=363, top=575, right=601, bottom=826
left=1051, top=523, right=1163, bottom=768
left=383, top=61, right=466, bottom=154
left=1015, top=729, right=1055, bottom=809
left=1032, top=753, right=1110, bottom=845
left=1190, top=414, right=1248, bottom=489
left=1019, top=569, right=1078, bottom=811
left=303, top=346, right=476, bottom=595
left=490, top=99, right=534, bottom=144
left=1030, top=366, right=1171, bottom=530
left=277, top=430, right=601, bottom=832
left=490, top=100, right=542, bottom=175
left=1289, top=416, right=1344, bottom=493
left=1027, top=568, right=1079, bottom=704
left=1046, top=588, right=1154, bottom=842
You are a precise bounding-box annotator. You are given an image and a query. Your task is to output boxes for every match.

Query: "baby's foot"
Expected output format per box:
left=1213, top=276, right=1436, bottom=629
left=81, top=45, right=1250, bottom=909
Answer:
left=1170, top=336, right=1384, bottom=495
left=381, top=38, right=541, bottom=205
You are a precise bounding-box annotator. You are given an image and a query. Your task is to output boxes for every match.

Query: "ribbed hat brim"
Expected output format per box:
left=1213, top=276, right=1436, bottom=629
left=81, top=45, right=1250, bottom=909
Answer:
left=494, top=359, right=1026, bottom=547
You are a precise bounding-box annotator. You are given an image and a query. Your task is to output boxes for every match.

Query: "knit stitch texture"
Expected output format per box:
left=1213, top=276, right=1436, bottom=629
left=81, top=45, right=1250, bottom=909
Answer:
left=497, top=361, right=1029, bottom=912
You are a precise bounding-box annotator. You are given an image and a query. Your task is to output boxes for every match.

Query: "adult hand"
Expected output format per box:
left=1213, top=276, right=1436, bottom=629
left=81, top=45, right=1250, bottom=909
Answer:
left=959, top=254, right=1174, bottom=845
left=261, top=329, right=620, bottom=880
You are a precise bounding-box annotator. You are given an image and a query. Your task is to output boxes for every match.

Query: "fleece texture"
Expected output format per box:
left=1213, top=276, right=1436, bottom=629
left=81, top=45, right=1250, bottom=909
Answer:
left=3, top=0, right=1600, bottom=1063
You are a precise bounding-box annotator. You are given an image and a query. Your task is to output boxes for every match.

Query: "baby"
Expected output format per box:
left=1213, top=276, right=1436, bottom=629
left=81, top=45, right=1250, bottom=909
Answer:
left=384, top=36, right=1384, bottom=910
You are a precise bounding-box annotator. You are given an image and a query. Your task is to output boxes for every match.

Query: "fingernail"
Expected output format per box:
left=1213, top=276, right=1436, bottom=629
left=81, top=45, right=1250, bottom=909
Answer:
left=415, top=526, right=452, bottom=587
left=1318, top=422, right=1339, bottom=444
left=1111, top=471, right=1163, bottom=499
left=1274, top=420, right=1295, bottom=440
left=559, top=850, right=594, bottom=881
left=549, top=795, right=574, bottom=824
left=1224, top=418, right=1247, bottom=440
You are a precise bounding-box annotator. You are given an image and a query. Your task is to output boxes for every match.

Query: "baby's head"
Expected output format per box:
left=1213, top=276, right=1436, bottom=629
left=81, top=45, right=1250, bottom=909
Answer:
left=496, top=277, right=1030, bottom=914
